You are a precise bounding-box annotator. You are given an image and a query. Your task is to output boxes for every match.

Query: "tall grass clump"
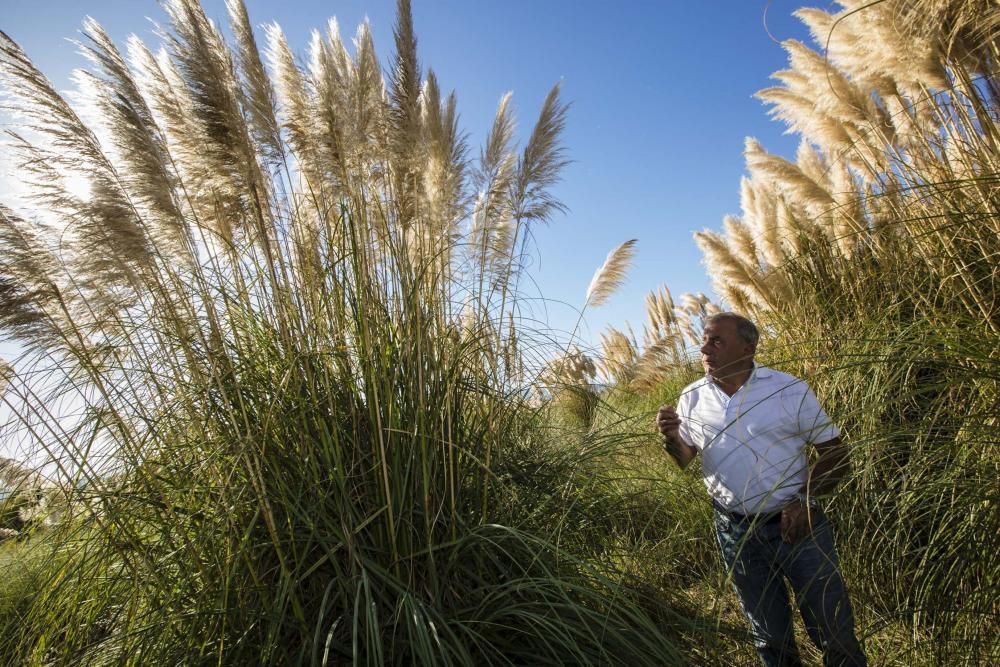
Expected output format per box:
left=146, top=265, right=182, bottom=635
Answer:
left=691, top=0, right=1000, bottom=661
left=0, top=1, right=687, bottom=663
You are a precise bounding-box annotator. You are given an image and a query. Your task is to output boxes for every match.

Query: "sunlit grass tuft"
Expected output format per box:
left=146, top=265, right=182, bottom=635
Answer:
left=0, top=1, right=690, bottom=663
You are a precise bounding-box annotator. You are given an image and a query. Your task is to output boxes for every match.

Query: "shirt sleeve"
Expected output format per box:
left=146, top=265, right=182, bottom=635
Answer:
left=789, top=383, right=841, bottom=444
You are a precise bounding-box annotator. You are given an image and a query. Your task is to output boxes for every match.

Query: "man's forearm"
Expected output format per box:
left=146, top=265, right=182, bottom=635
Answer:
left=663, top=435, right=696, bottom=469
left=656, top=404, right=697, bottom=469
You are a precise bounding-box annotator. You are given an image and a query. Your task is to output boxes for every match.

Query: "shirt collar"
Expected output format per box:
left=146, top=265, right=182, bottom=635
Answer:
left=703, top=362, right=770, bottom=383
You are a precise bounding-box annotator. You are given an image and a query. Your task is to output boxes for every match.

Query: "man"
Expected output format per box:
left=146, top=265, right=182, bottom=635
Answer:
left=656, top=313, right=866, bottom=667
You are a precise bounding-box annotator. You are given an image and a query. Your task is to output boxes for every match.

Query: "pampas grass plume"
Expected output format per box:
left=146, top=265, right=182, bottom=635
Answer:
left=585, top=238, right=637, bottom=308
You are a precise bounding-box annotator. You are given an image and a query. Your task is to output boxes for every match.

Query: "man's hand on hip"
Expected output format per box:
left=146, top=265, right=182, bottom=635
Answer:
left=780, top=500, right=814, bottom=544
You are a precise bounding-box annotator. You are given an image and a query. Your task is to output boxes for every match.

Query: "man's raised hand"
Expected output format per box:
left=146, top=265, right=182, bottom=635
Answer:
left=656, top=405, right=696, bottom=468
left=656, top=405, right=682, bottom=440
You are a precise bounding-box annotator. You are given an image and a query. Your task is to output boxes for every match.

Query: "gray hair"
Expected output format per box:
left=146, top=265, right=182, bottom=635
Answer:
left=705, top=312, right=759, bottom=347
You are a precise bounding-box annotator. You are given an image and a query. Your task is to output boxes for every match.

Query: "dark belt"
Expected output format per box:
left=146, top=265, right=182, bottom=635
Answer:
left=713, top=500, right=783, bottom=526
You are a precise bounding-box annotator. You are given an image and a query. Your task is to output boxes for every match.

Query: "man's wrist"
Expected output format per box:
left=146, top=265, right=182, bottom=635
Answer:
left=794, top=491, right=819, bottom=508
left=661, top=434, right=694, bottom=468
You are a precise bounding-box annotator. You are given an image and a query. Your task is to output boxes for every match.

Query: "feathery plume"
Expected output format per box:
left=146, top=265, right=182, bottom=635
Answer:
left=677, top=318, right=698, bottom=348
left=739, top=175, right=783, bottom=269
left=779, top=39, right=893, bottom=140
left=0, top=30, right=109, bottom=182
left=78, top=21, right=191, bottom=261
left=323, top=18, right=351, bottom=84
left=470, top=93, right=517, bottom=277
left=388, top=0, right=421, bottom=226
left=161, top=0, right=270, bottom=239
left=2, top=27, right=162, bottom=295
left=350, top=21, right=386, bottom=160
left=745, top=137, right=836, bottom=217
left=419, top=69, right=468, bottom=246
left=829, top=158, right=866, bottom=256
left=695, top=229, right=771, bottom=311
left=755, top=86, right=853, bottom=154
left=513, top=83, right=569, bottom=224
left=679, top=292, right=706, bottom=317
left=703, top=297, right=722, bottom=317
left=838, top=1, right=951, bottom=90
left=723, top=215, right=759, bottom=270
left=226, top=0, right=282, bottom=164
left=585, top=239, right=638, bottom=308
left=644, top=284, right=676, bottom=340
left=389, top=0, right=420, bottom=133
left=542, top=346, right=596, bottom=386
left=479, top=92, right=515, bottom=188
left=470, top=192, right=516, bottom=281
left=264, top=23, right=313, bottom=181
left=307, top=24, right=348, bottom=191
left=631, top=333, right=682, bottom=391
left=0, top=206, right=70, bottom=353
left=775, top=197, right=804, bottom=257
left=0, top=360, right=10, bottom=395
left=598, top=326, right=638, bottom=384
left=637, top=285, right=685, bottom=387
left=127, top=39, right=188, bottom=152
left=796, top=141, right=829, bottom=190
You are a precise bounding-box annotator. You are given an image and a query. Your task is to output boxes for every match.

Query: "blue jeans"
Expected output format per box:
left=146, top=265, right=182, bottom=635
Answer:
left=714, top=504, right=867, bottom=667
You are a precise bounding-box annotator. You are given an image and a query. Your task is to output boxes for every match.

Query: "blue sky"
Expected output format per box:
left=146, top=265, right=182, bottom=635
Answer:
left=1, top=0, right=814, bottom=350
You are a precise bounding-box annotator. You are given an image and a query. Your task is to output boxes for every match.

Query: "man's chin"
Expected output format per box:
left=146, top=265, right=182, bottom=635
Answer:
left=706, top=365, right=733, bottom=380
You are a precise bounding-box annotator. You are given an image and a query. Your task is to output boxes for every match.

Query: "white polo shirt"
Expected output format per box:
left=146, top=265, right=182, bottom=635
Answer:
left=677, top=365, right=840, bottom=514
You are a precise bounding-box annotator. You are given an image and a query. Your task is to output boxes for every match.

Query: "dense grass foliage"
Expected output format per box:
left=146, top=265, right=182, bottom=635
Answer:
left=0, top=1, right=688, bottom=664
left=685, top=0, right=999, bottom=662
left=547, top=5, right=1000, bottom=663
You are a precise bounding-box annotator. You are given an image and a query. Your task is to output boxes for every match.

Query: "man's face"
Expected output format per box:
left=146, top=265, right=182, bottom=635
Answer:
left=700, top=318, right=755, bottom=379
